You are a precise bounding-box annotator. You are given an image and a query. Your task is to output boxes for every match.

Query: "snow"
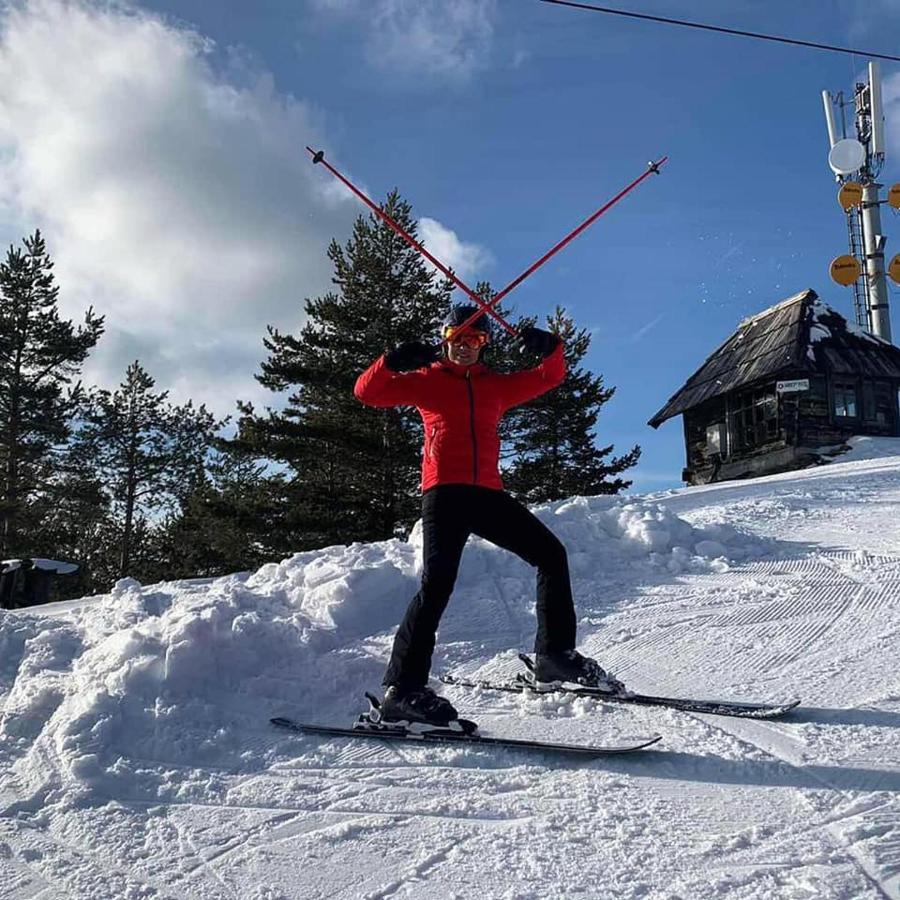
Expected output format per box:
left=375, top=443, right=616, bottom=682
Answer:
left=2, top=444, right=900, bottom=898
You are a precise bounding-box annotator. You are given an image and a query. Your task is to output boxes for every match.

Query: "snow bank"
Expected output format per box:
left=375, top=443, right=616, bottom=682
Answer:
left=536, top=494, right=766, bottom=575
left=825, top=435, right=900, bottom=463
left=0, top=495, right=766, bottom=803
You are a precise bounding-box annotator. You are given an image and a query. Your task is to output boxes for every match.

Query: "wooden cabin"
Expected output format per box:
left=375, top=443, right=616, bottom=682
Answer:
left=648, top=289, right=900, bottom=484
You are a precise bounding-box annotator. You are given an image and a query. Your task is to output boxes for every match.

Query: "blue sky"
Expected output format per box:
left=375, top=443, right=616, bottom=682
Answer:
left=3, top=0, right=900, bottom=491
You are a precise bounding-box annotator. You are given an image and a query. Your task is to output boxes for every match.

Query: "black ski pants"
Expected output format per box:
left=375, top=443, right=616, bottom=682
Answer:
left=383, top=484, right=577, bottom=689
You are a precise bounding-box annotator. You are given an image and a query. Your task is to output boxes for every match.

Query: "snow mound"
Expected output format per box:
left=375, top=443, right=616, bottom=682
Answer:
left=536, top=494, right=766, bottom=574
left=0, top=494, right=766, bottom=802
left=826, top=435, right=900, bottom=463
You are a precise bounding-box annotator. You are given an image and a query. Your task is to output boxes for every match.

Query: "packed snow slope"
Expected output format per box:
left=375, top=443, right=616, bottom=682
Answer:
left=2, top=436, right=900, bottom=899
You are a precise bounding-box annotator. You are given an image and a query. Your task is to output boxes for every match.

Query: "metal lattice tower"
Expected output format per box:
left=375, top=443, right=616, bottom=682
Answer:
left=846, top=207, right=870, bottom=330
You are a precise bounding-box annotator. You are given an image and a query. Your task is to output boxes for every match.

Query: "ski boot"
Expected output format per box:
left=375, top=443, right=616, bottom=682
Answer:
left=377, top=685, right=474, bottom=733
left=532, top=650, right=628, bottom=695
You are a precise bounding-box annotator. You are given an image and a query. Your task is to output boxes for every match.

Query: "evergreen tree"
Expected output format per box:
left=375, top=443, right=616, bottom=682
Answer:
left=32, top=430, right=114, bottom=596
left=154, top=443, right=286, bottom=579
left=235, top=191, right=452, bottom=548
left=503, top=307, right=641, bottom=502
left=0, top=230, right=104, bottom=556
left=74, top=362, right=221, bottom=580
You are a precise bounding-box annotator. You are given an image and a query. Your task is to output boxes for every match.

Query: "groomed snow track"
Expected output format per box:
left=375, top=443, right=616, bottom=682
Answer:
left=2, top=440, right=900, bottom=898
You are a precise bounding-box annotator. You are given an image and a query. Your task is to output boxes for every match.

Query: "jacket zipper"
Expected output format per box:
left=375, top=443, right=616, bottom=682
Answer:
left=466, top=370, right=478, bottom=483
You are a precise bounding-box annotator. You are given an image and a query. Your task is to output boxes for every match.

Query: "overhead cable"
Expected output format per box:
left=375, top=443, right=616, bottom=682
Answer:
left=539, top=0, right=900, bottom=63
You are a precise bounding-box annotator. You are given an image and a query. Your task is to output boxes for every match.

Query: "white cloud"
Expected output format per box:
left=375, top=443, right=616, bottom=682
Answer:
left=0, top=1, right=493, bottom=415
left=310, top=0, right=498, bottom=81
left=0, top=0, right=359, bottom=413
left=419, top=217, right=492, bottom=283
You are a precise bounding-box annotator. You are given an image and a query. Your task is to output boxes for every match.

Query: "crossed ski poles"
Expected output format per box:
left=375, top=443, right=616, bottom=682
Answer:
left=307, top=146, right=667, bottom=344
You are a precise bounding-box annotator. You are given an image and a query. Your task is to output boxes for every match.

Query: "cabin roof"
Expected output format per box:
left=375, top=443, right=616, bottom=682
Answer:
left=648, top=289, right=900, bottom=428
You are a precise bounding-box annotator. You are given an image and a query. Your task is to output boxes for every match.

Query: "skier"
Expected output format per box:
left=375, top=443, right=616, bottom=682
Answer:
left=353, top=303, right=625, bottom=728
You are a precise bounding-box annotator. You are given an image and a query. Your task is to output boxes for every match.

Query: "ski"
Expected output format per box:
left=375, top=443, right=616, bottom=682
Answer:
left=271, top=716, right=661, bottom=756
left=439, top=654, right=800, bottom=720
left=271, top=693, right=661, bottom=757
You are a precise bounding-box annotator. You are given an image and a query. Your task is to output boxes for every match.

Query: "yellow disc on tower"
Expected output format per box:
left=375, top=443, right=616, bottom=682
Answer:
left=888, top=254, right=900, bottom=284
left=838, top=182, right=863, bottom=210
left=830, top=254, right=862, bottom=286
left=889, top=185, right=900, bottom=209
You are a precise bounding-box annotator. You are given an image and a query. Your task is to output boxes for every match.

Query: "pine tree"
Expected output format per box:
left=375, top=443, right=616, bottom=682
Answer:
left=0, top=230, right=104, bottom=556
left=154, top=443, right=285, bottom=579
left=235, top=191, right=452, bottom=548
left=74, top=362, right=221, bottom=580
left=32, top=431, right=113, bottom=596
left=503, top=307, right=640, bottom=502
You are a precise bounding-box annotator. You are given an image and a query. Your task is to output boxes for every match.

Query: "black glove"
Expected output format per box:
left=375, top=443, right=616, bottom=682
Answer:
left=384, top=341, right=439, bottom=372
left=519, top=326, right=560, bottom=358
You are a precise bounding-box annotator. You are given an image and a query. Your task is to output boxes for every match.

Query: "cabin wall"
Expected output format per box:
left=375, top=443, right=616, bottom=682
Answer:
left=795, top=374, right=900, bottom=445
left=682, top=385, right=788, bottom=484
left=782, top=375, right=829, bottom=445
left=683, top=397, right=727, bottom=476
left=680, top=374, right=900, bottom=484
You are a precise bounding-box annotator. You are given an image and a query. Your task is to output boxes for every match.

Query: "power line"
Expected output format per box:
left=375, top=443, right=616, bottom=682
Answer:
left=539, top=0, right=900, bottom=64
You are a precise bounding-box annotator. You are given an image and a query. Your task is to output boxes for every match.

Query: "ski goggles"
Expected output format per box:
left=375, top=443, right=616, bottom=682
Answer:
left=441, top=324, right=490, bottom=349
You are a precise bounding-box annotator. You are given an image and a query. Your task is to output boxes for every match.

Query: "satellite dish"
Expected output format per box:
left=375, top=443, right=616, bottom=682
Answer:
left=837, top=182, right=863, bottom=211
left=828, top=138, right=865, bottom=176
left=888, top=254, right=900, bottom=285
left=888, top=184, right=900, bottom=209
left=830, top=254, right=862, bottom=286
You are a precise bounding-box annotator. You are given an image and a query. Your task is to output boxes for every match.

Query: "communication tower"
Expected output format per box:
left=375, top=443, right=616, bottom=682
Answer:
left=823, top=62, right=895, bottom=342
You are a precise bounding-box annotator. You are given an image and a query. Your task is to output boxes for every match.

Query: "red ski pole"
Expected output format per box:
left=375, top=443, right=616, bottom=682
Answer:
left=451, top=157, right=668, bottom=340
left=306, top=147, right=516, bottom=336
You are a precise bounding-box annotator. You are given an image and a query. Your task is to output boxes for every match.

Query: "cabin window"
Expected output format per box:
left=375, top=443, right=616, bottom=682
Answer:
left=863, top=381, right=894, bottom=426
left=833, top=381, right=858, bottom=418
left=729, top=386, right=779, bottom=450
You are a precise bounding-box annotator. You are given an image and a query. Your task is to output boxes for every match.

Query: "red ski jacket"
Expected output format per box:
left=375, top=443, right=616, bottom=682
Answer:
left=354, top=344, right=566, bottom=492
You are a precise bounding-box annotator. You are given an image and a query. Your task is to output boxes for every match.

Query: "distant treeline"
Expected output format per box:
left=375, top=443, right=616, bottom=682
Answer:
left=0, top=195, right=639, bottom=598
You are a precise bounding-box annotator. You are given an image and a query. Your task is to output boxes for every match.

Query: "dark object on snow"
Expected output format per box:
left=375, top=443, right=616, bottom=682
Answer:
left=380, top=685, right=459, bottom=727
left=533, top=648, right=625, bottom=693
left=0, top=558, right=80, bottom=610
left=648, top=289, right=900, bottom=484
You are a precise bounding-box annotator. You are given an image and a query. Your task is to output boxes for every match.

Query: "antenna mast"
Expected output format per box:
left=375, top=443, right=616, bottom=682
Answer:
left=823, top=64, right=892, bottom=342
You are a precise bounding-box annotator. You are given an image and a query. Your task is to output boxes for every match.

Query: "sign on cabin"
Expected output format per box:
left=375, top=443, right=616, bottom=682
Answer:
left=776, top=379, right=811, bottom=394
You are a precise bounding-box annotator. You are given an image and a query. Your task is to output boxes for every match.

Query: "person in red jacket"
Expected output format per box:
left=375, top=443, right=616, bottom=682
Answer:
left=354, top=303, right=624, bottom=727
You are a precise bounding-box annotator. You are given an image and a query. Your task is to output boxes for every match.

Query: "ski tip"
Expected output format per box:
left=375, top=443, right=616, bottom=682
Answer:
left=577, top=733, right=662, bottom=755
left=517, top=652, right=535, bottom=672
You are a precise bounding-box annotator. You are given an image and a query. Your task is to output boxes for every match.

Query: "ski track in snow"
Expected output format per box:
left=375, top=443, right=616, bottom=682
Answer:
left=2, top=439, right=900, bottom=897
